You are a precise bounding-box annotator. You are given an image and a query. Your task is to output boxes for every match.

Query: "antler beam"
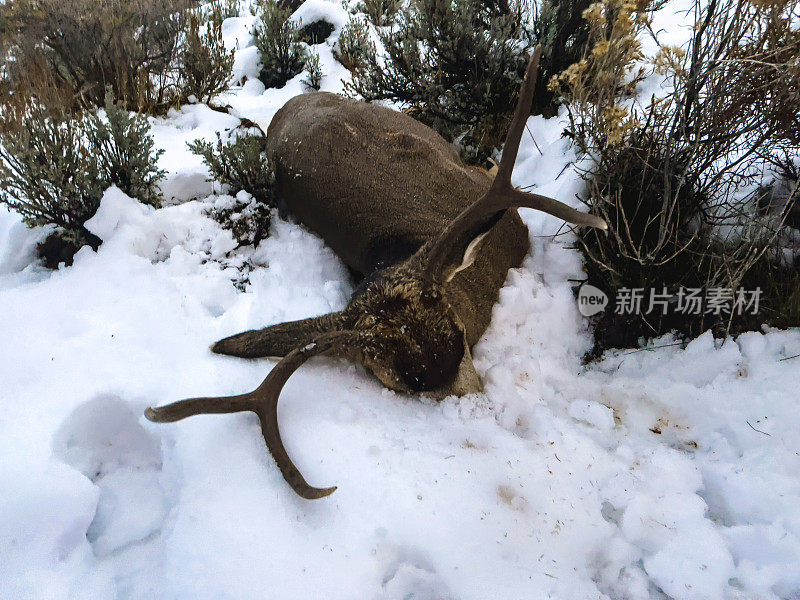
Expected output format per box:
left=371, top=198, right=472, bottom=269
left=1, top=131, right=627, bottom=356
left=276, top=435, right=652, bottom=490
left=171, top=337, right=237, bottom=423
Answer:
left=422, top=46, right=607, bottom=284
left=146, top=331, right=361, bottom=499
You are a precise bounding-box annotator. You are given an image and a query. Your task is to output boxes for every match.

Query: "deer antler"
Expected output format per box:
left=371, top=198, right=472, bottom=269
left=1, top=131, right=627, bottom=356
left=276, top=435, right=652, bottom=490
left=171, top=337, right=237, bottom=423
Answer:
left=145, top=331, right=361, bottom=499
left=422, top=46, right=607, bottom=284
left=211, top=311, right=347, bottom=358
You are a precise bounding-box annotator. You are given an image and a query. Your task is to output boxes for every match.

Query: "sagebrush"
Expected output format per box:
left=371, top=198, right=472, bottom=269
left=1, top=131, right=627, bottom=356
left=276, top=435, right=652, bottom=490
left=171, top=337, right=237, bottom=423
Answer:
left=359, top=0, right=402, bottom=26
left=0, top=96, right=165, bottom=263
left=552, top=0, right=800, bottom=351
left=345, top=0, right=533, bottom=162
left=303, top=51, right=324, bottom=90
left=0, top=0, right=234, bottom=114
left=86, top=93, right=166, bottom=207
left=334, top=17, right=375, bottom=73
left=534, top=0, right=594, bottom=113
left=188, top=131, right=277, bottom=246
left=181, top=7, right=236, bottom=103
left=254, top=0, right=308, bottom=89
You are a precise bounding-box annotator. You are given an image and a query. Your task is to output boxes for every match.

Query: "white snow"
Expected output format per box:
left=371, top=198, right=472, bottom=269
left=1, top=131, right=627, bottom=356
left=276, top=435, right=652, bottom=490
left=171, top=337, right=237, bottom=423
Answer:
left=289, top=0, right=350, bottom=31
left=1, top=3, right=799, bottom=600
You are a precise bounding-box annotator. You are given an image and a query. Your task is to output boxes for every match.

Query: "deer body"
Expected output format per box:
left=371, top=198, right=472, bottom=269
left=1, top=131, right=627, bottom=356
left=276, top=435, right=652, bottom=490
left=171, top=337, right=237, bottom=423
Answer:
left=265, top=91, right=530, bottom=348
left=146, top=49, right=606, bottom=499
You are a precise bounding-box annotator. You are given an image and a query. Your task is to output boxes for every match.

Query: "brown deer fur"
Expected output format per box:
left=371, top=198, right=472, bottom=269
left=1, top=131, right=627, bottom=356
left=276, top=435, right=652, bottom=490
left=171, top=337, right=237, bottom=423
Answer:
left=261, top=91, right=531, bottom=350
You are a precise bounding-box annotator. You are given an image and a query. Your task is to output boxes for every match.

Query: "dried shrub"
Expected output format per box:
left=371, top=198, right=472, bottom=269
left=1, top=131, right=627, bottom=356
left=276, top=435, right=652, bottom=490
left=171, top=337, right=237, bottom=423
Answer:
left=346, top=0, right=533, bottom=162
left=181, top=6, right=236, bottom=103
left=759, top=157, right=800, bottom=228
left=0, top=51, right=79, bottom=124
left=548, top=0, right=650, bottom=147
left=553, top=0, right=800, bottom=352
left=253, top=0, right=308, bottom=89
left=0, top=0, right=235, bottom=115
left=210, top=0, right=241, bottom=19
left=275, top=0, right=304, bottom=11
left=0, top=0, right=191, bottom=113
left=0, top=96, right=165, bottom=264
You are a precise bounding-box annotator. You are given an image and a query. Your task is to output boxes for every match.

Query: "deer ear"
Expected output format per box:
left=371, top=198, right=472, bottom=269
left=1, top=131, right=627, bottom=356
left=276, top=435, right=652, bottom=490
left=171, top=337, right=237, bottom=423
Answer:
left=445, top=230, right=491, bottom=282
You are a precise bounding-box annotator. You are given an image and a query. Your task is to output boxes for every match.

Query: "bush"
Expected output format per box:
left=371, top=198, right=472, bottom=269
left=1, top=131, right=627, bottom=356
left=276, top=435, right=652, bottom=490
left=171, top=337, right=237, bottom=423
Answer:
left=181, top=7, right=236, bottom=103
left=346, top=0, right=533, bottom=162
left=303, top=51, right=324, bottom=90
left=86, top=93, right=166, bottom=207
left=359, top=0, right=402, bottom=26
left=188, top=132, right=276, bottom=246
left=0, top=0, right=190, bottom=113
left=253, top=0, right=308, bottom=89
left=552, top=0, right=800, bottom=352
left=208, top=193, right=272, bottom=248
left=0, top=0, right=235, bottom=114
left=210, top=0, right=241, bottom=19
left=334, top=17, right=375, bottom=73
left=0, top=97, right=165, bottom=262
left=187, top=132, right=275, bottom=205
left=548, top=0, right=649, bottom=148
left=533, top=0, right=593, bottom=113
left=0, top=110, right=104, bottom=252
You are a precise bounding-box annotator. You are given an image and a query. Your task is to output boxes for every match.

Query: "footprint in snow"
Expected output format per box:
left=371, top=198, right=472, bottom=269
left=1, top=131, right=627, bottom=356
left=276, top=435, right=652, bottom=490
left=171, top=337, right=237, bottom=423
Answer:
left=52, top=394, right=169, bottom=557
left=375, top=537, right=454, bottom=600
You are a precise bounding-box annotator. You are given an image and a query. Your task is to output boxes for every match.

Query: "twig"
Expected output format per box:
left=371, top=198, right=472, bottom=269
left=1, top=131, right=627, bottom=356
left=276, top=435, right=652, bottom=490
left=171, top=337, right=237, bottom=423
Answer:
left=526, top=124, right=543, bottom=156
left=746, top=420, right=771, bottom=436
left=620, top=341, right=685, bottom=355
left=556, top=161, right=573, bottom=180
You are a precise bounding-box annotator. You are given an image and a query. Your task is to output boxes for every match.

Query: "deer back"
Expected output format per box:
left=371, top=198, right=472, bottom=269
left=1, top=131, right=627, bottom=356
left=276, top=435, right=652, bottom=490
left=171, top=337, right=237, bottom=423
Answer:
left=265, top=92, right=530, bottom=345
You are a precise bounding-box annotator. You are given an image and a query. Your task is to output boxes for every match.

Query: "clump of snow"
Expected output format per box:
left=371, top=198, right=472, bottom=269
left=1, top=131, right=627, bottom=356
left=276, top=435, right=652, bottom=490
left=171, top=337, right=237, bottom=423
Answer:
left=222, top=14, right=257, bottom=53
left=2, top=2, right=800, bottom=599
left=290, top=0, right=350, bottom=31
left=0, top=207, right=51, bottom=281
left=151, top=104, right=241, bottom=204
left=231, top=45, right=262, bottom=83
left=85, top=187, right=238, bottom=261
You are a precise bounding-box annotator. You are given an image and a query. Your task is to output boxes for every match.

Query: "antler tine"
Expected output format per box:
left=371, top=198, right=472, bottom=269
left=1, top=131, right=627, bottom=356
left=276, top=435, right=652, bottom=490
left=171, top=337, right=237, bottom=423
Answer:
left=146, top=331, right=359, bottom=500
left=495, top=45, right=543, bottom=185
left=422, top=45, right=607, bottom=284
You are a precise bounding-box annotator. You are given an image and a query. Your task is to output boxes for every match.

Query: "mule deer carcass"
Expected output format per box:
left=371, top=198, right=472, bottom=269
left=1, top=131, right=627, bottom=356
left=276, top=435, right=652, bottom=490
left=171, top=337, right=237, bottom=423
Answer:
left=145, top=48, right=606, bottom=499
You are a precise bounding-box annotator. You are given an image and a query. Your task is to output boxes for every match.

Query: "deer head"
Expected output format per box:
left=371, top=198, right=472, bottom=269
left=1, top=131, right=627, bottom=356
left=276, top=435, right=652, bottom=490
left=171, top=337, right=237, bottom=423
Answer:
left=145, top=47, right=606, bottom=499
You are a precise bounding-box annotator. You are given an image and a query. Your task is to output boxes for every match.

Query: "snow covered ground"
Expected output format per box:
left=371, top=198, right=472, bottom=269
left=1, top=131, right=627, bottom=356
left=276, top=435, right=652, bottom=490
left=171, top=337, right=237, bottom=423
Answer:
left=1, top=2, right=799, bottom=599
